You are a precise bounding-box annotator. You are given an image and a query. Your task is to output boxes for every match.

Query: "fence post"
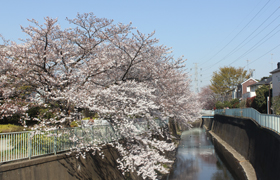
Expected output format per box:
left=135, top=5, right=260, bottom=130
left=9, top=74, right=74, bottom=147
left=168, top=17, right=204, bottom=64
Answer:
left=28, top=132, right=32, bottom=160
left=74, top=127, right=77, bottom=147
left=91, top=126, right=94, bottom=142
left=277, top=119, right=280, bottom=133
left=105, top=126, right=108, bottom=143
left=54, top=130, right=57, bottom=155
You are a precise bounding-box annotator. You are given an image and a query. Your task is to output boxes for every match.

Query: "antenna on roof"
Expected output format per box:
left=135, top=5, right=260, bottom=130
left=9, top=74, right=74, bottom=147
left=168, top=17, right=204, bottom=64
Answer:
left=249, top=69, right=255, bottom=78
left=271, top=54, right=273, bottom=70
left=247, top=59, right=250, bottom=71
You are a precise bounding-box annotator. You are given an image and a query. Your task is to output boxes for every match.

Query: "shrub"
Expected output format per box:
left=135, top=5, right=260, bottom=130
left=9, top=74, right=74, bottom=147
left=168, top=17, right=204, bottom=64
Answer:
left=70, top=121, right=79, bottom=127
left=215, top=101, right=224, bottom=109
left=231, top=98, right=240, bottom=108
left=272, top=95, right=280, bottom=115
left=246, top=96, right=255, bottom=107
left=251, top=85, right=270, bottom=113
left=215, top=99, right=241, bottom=109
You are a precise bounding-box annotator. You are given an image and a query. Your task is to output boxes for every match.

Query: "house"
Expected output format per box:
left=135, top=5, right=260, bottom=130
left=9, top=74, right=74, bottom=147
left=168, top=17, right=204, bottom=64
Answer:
left=270, top=62, right=280, bottom=97
left=232, top=77, right=258, bottom=100
left=244, top=77, right=272, bottom=99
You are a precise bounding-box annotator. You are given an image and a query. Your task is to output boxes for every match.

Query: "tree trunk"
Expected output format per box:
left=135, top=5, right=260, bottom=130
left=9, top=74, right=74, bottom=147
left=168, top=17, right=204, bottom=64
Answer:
left=168, top=118, right=179, bottom=138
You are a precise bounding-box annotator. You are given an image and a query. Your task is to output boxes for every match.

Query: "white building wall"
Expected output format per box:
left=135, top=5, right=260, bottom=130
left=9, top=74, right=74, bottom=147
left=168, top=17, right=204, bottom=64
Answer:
left=242, top=92, right=256, bottom=99
left=232, top=88, right=237, bottom=99
left=272, top=72, right=280, bottom=97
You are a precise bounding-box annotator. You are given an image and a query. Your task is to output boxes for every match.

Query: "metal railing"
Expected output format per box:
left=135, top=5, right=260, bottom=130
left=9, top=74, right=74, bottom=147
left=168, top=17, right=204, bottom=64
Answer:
left=215, top=108, right=280, bottom=133
left=201, top=110, right=214, bottom=115
left=0, top=124, right=118, bottom=163
left=201, top=110, right=214, bottom=118
left=0, top=119, right=168, bottom=163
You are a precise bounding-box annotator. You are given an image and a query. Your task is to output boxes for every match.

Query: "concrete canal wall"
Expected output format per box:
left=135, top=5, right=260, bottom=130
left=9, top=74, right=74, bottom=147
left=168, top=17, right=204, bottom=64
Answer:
left=0, top=145, right=126, bottom=180
left=2, top=115, right=279, bottom=180
left=0, top=139, right=174, bottom=180
left=203, top=115, right=280, bottom=180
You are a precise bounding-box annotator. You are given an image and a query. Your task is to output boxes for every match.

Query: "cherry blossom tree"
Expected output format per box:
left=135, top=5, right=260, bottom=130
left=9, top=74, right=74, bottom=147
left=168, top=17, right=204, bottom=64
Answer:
left=0, top=13, right=202, bottom=179
left=198, top=85, right=217, bottom=110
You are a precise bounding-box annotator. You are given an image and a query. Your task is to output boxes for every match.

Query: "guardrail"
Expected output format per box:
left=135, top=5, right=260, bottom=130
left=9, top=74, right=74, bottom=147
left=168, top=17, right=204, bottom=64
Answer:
left=215, top=108, right=280, bottom=133
left=0, top=119, right=168, bottom=163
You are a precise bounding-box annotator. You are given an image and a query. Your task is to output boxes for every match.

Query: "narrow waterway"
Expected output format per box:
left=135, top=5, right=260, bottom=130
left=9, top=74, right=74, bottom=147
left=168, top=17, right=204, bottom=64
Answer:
left=167, top=128, right=235, bottom=180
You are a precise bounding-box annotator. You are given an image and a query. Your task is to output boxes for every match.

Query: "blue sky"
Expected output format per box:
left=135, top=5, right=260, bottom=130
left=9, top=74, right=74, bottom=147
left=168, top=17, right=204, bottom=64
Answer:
left=1, top=0, right=279, bottom=92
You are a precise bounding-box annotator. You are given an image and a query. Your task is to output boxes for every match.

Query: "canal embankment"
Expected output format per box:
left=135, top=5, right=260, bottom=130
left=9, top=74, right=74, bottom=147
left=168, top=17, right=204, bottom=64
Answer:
left=0, top=145, right=125, bottom=180
left=203, top=114, right=280, bottom=180
left=207, top=128, right=256, bottom=180
left=0, top=137, right=177, bottom=180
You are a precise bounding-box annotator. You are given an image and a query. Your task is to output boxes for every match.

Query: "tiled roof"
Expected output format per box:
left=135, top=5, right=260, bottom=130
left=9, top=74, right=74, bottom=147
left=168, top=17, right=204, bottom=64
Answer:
left=241, top=77, right=258, bottom=85
left=270, top=68, right=280, bottom=74
left=249, top=77, right=272, bottom=86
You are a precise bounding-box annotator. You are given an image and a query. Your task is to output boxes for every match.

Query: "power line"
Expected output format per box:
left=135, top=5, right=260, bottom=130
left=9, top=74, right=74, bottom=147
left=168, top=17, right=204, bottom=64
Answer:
left=201, top=0, right=271, bottom=70
left=221, top=6, right=280, bottom=62
left=247, top=43, right=280, bottom=66
left=201, top=15, right=280, bottom=75
left=228, top=24, right=280, bottom=65
left=198, top=0, right=264, bottom=66
left=227, top=12, right=280, bottom=58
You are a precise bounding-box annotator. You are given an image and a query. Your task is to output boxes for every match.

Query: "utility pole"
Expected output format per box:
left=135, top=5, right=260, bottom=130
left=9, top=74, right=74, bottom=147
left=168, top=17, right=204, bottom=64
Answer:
left=249, top=69, right=255, bottom=78
left=246, top=59, right=250, bottom=71
left=246, top=59, right=255, bottom=77
left=192, top=63, right=202, bottom=93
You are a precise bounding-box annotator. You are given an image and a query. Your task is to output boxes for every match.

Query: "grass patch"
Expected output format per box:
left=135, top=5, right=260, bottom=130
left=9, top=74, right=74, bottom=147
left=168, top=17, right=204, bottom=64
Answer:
left=177, top=131, right=182, bottom=136
left=0, top=124, right=25, bottom=133
left=162, top=163, right=169, bottom=169
left=82, top=116, right=98, bottom=121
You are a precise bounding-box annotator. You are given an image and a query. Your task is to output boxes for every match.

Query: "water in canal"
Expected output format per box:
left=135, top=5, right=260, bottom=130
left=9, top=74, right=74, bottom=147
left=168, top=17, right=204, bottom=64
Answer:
left=167, top=128, right=235, bottom=180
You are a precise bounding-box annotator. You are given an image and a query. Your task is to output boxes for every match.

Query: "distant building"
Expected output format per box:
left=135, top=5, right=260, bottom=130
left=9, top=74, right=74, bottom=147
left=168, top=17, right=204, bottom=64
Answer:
left=245, top=77, right=272, bottom=99
left=232, top=78, right=258, bottom=100
left=270, top=62, right=280, bottom=97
